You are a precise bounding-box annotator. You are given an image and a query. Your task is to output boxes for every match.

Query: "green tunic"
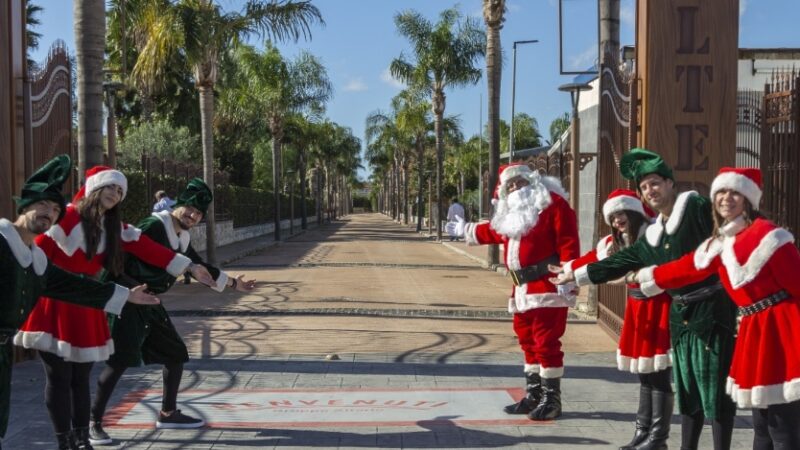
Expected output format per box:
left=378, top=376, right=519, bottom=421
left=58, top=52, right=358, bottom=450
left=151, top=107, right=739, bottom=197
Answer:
left=574, top=192, right=737, bottom=419
left=0, top=219, right=127, bottom=438
left=107, top=212, right=226, bottom=368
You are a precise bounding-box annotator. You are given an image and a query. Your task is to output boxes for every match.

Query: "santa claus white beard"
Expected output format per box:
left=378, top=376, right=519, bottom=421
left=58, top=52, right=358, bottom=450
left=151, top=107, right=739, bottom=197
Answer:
left=491, top=186, right=541, bottom=238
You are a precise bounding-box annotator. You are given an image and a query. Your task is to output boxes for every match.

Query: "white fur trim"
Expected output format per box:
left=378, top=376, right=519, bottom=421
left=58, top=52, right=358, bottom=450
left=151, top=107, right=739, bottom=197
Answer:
left=211, top=271, right=229, bottom=293
left=524, top=363, right=540, bottom=374
left=120, top=224, right=142, bottom=243
left=103, top=284, right=129, bottom=316
left=153, top=211, right=190, bottom=252
left=603, top=196, right=645, bottom=225
left=539, top=176, right=569, bottom=200
left=617, top=349, right=673, bottom=374
left=48, top=222, right=141, bottom=256
left=506, top=237, right=522, bottom=270
left=596, top=235, right=614, bottom=260
left=464, top=222, right=480, bottom=246
left=0, top=218, right=48, bottom=275
left=12, top=331, right=114, bottom=363
left=727, top=376, right=800, bottom=409
left=721, top=227, right=794, bottom=289
left=540, top=366, right=564, bottom=379
left=693, top=236, right=723, bottom=270
left=637, top=266, right=666, bottom=296
left=711, top=172, right=762, bottom=211
left=574, top=265, right=592, bottom=287
left=645, top=191, right=698, bottom=246
left=508, top=293, right=574, bottom=313
left=85, top=169, right=128, bottom=200
left=165, top=253, right=192, bottom=277
left=499, top=165, right=533, bottom=185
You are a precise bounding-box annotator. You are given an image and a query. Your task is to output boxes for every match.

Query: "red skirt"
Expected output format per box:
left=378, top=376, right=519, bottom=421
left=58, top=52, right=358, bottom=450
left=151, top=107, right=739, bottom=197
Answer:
left=616, top=291, right=672, bottom=374
left=727, top=298, right=800, bottom=408
left=14, top=297, right=113, bottom=362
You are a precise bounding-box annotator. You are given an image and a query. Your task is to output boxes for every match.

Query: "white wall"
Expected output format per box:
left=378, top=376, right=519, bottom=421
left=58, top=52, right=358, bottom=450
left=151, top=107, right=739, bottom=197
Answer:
left=189, top=216, right=317, bottom=252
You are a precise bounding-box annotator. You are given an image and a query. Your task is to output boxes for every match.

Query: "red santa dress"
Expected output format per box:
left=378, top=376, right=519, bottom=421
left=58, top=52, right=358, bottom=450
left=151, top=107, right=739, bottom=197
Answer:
left=465, top=174, right=579, bottom=378
left=15, top=186, right=191, bottom=362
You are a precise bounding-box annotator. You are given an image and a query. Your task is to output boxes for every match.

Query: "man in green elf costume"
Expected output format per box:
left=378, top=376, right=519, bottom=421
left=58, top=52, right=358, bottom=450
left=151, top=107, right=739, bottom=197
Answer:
left=0, top=155, right=160, bottom=449
left=551, top=148, right=737, bottom=450
left=89, top=178, right=256, bottom=445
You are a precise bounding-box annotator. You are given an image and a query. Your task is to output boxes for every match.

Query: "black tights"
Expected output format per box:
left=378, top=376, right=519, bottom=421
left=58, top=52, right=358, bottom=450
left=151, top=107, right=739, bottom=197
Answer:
left=39, top=351, right=93, bottom=433
left=752, top=400, right=800, bottom=450
left=680, top=410, right=734, bottom=450
left=91, top=361, right=184, bottom=422
left=638, top=369, right=672, bottom=393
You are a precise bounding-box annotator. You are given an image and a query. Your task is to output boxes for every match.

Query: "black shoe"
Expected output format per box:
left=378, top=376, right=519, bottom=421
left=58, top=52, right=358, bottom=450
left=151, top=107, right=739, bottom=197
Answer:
left=73, top=427, right=94, bottom=450
left=634, top=390, right=673, bottom=450
left=156, top=409, right=205, bottom=429
left=88, top=421, right=112, bottom=446
left=55, top=430, right=78, bottom=450
left=504, top=372, right=542, bottom=414
left=620, top=384, right=653, bottom=449
left=528, top=377, right=562, bottom=421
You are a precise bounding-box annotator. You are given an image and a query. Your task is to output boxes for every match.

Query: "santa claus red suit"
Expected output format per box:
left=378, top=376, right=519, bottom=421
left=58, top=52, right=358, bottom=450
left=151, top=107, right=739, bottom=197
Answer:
left=638, top=167, right=800, bottom=449
left=457, top=163, right=579, bottom=421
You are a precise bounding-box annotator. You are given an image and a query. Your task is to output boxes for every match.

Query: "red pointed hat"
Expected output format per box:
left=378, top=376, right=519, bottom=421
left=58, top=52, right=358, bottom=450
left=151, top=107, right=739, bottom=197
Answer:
left=73, top=166, right=128, bottom=202
left=710, top=167, right=762, bottom=210
left=602, top=189, right=655, bottom=225
left=494, top=163, right=533, bottom=200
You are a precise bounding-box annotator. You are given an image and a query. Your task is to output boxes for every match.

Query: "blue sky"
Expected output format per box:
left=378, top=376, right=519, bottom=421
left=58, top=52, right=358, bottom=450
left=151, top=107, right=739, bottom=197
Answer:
left=30, top=0, right=800, bottom=180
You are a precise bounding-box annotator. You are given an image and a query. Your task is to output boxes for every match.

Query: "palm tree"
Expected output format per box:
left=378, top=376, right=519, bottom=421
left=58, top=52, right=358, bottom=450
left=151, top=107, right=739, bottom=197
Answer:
left=483, top=0, right=505, bottom=265
left=74, top=0, right=107, bottom=179
left=549, top=112, right=571, bottom=143
left=391, top=89, right=432, bottom=231
left=131, top=0, right=323, bottom=262
left=391, top=7, right=485, bottom=240
left=232, top=44, right=331, bottom=240
left=25, top=1, right=43, bottom=71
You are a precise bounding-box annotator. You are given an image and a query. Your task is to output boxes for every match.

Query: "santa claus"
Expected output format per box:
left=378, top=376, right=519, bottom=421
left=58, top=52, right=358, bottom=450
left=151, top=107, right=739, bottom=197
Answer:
left=447, top=162, right=580, bottom=420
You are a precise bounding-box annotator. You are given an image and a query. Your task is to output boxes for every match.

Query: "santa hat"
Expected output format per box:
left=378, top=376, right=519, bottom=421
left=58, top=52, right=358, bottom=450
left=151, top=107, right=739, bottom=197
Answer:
left=709, top=167, right=762, bottom=210
left=73, top=166, right=128, bottom=202
left=492, top=163, right=533, bottom=202
left=602, top=189, right=655, bottom=225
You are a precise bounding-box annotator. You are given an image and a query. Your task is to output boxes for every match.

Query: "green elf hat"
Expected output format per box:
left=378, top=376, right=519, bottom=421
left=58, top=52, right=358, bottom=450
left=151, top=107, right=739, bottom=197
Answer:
left=619, top=148, right=674, bottom=184
left=174, top=178, right=213, bottom=215
left=14, top=154, right=72, bottom=222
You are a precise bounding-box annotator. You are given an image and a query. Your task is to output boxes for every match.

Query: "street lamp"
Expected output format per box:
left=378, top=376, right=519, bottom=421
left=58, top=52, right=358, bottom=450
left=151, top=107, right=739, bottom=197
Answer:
left=558, top=81, right=593, bottom=214
left=509, top=39, right=539, bottom=163
left=286, top=169, right=295, bottom=236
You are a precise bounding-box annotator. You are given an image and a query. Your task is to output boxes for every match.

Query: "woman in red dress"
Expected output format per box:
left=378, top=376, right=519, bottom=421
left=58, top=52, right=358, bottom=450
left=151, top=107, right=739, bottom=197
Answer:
left=555, top=189, right=673, bottom=450
left=15, top=166, right=213, bottom=449
left=636, top=167, right=800, bottom=449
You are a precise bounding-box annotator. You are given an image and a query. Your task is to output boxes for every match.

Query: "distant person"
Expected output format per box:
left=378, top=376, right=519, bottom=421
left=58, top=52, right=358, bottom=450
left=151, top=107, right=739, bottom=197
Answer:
left=152, top=190, right=176, bottom=213
left=446, top=198, right=465, bottom=241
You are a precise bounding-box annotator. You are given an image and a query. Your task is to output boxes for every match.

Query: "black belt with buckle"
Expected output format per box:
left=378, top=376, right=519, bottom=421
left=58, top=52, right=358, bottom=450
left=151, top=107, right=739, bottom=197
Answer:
left=510, top=254, right=560, bottom=287
left=627, top=288, right=649, bottom=299
left=739, top=290, right=790, bottom=316
left=671, top=282, right=724, bottom=306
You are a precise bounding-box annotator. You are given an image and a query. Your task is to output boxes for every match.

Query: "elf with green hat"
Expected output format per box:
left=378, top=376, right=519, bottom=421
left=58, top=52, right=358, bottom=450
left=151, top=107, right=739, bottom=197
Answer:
left=88, top=178, right=256, bottom=445
left=552, top=148, right=737, bottom=450
left=0, top=155, right=160, bottom=449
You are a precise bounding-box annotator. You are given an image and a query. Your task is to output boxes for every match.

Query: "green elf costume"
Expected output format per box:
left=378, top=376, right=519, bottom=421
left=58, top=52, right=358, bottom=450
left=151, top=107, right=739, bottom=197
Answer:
left=0, top=156, right=139, bottom=447
left=572, top=149, right=737, bottom=450
left=89, top=179, right=229, bottom=443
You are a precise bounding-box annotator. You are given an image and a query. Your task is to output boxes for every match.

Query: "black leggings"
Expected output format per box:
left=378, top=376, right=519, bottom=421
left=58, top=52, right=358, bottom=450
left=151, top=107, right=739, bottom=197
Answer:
left=91, top=361, right=184, bottom=422
left=39, top=351, right=93, bottom=433
left=752, top=400, right=800, bottom=450
left=680, top=410, right=734, bottom=450
left=638, top=368, right=672, bottom=393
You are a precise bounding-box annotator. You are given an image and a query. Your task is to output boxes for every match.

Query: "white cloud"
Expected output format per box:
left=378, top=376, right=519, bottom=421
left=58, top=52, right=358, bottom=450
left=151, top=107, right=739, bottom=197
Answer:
left=620, top=1, right=635, bottom=27
left=380, top=68, right=405, bottom=89
left=343, top=78, right=368, bottom=92
left=569, top=45, right=597, bottom=70
left=740, top=0, right=748, bottom=16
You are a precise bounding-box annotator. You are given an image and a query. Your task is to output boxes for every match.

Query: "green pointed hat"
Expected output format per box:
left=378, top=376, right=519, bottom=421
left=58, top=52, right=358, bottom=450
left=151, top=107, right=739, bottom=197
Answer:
left=14, top=154, right=72, bottom=221
left=174, top=178, right=213, bottom=215
left=619, top=148, right=673, bottom=184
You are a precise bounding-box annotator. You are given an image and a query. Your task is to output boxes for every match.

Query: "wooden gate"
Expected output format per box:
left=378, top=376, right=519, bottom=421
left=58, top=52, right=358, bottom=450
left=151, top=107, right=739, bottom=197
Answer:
left=761, top=70, right=800, bottom=237
left=28, top=40, right=76, bottom=193
left=595, top=50, right=638, bottom=339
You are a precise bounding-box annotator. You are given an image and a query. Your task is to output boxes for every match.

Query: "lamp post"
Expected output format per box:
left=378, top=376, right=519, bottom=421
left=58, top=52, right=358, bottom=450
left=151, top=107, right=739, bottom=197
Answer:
left=558, top=81, right=593, bottom=214
left=287, top=169, right=295, bottom=236
left=509, top=39, right=539, bottom=163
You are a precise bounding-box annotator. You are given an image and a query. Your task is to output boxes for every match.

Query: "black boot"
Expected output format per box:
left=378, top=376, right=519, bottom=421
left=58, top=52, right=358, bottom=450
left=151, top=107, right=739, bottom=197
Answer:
left=55, top=430, right=78, bottom=450
left=528, top=377, right=562, bottom=421
left=635, top=390, right=673, bottom=450
left=73, top=427, right=94, bottom=450
left=504, top=372, right=542, bottom=414
left=620, top=384, right=653, bottom=449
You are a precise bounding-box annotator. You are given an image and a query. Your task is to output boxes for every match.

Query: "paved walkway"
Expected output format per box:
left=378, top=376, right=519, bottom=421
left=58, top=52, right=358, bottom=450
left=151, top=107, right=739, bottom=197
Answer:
left=5, top=214, right=754, bottom=449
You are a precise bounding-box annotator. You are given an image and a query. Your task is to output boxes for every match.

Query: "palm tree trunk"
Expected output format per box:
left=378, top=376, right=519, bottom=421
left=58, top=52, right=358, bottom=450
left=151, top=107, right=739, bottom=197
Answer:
left=300, top=152, right=308, bottom=230
left=403, top=163, right=409, bottom=225
left=433, top=89, right=445, bottom=241
left=484, top=4, right=503, bottom=266
left=198, top=84, right=217, bottom=264
left=416, top=139, right=424, bottom=231
left=74, top=0, right=106, bottom=179
left=270, top=117, right=283, bottom=241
